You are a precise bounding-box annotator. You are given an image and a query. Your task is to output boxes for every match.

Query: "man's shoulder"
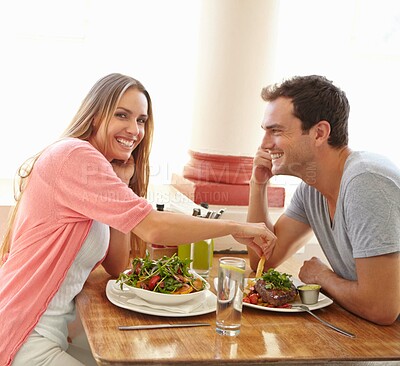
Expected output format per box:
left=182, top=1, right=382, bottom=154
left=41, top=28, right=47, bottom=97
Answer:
left=346, top=151, right=399, bottom=171
left=344, top=151, right=400, bottom=182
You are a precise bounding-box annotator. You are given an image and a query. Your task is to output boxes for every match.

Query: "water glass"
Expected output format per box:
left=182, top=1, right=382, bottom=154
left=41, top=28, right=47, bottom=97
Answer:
left=216, top=257, right=246, bottom=336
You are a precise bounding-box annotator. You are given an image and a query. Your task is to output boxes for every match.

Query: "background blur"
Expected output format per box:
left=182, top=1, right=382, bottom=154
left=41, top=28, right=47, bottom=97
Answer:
left=0, top=0, right=399, bottom=197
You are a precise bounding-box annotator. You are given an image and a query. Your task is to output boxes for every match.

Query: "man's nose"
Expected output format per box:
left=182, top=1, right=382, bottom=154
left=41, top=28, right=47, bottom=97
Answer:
left=261, top=131, right=273, bottom=150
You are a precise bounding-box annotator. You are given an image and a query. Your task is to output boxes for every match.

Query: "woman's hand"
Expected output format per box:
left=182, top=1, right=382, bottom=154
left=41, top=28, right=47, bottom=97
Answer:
left=111, top=155, right=135, bottom=185
left=232, top=222, right=276, bottom=260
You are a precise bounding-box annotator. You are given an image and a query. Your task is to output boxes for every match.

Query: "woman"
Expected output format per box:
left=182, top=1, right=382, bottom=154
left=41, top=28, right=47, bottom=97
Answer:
left=0, top=73, right=276, bottom=366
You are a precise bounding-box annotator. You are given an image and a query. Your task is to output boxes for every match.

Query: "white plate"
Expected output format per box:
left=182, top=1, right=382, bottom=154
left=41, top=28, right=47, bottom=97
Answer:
left=106, top=280, right=217, bottom=317
left=214, top=277, right=333, bottom=313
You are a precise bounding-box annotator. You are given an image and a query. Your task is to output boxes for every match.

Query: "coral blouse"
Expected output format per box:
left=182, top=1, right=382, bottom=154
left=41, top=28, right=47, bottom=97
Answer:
left=0, top=138, right=152, bottom=366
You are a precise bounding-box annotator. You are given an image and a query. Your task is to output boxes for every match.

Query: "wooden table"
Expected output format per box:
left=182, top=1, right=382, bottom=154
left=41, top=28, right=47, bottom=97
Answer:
left=76, top=254, right=400, bottom=366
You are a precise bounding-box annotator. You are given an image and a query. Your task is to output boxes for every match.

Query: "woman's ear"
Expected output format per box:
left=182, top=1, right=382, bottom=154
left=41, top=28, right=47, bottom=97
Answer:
left=92, top=115, right=100, bottom=129
left=314, top=120, right=331, bottom=146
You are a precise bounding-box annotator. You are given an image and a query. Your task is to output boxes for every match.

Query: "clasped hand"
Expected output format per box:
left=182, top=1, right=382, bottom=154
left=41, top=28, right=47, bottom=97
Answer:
left=111, top=155, right=135, bottom=185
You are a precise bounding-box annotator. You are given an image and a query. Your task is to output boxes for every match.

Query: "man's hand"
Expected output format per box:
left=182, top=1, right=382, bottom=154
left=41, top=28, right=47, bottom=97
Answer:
left=251, top=146, right=274, bottom=185
left=298, top=257, right=333, bottom=284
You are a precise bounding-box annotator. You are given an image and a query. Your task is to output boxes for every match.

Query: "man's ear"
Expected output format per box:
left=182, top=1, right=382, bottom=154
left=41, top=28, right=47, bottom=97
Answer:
left=314, top=120, right=331, bottom=146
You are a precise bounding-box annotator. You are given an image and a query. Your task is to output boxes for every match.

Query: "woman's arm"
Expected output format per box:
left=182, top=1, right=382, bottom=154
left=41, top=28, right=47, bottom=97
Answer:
left=102, top=228, right=131, bottom=277
left=132, top=210, right=276, bottom=259
left=101, top=156, right=134, bottom=276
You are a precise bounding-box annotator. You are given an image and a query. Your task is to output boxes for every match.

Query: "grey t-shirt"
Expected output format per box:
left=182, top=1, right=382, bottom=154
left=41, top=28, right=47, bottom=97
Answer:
left=285, top=151, right=400, bottom=280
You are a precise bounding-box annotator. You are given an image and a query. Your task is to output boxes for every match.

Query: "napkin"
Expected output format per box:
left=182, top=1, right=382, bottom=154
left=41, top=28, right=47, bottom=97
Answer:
left=126, top=296, right=205, bottom=314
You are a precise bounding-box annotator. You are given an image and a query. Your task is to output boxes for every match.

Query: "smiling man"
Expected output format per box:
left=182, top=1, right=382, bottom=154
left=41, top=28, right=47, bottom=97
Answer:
left=247, top=75, right=400, bottom=325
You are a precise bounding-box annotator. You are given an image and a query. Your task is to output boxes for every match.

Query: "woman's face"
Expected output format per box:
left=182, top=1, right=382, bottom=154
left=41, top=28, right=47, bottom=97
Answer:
left=89, top=87, right=148, bottom=162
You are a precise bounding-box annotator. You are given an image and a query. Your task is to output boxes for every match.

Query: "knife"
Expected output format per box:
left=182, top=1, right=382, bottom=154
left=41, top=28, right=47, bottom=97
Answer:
left=119, top=323, right=210, bottom=330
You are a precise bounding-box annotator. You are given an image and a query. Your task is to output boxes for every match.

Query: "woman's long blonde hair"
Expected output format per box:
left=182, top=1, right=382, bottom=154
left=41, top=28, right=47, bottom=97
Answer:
left=1, top=73, right=154, bottom=262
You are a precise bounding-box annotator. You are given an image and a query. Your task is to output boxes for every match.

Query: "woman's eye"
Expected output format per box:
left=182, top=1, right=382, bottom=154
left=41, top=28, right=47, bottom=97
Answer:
left=116, top=113, right=127, bottom=119
left=138, top=118, right=147, bottom=124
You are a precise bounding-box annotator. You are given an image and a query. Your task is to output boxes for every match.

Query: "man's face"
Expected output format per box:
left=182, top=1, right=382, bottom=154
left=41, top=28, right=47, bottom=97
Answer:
left=260, top=97, right=315, bottom=178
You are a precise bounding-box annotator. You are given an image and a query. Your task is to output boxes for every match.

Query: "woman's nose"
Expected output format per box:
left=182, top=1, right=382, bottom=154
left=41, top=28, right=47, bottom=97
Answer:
left=127, top=120, right=140, bottom=136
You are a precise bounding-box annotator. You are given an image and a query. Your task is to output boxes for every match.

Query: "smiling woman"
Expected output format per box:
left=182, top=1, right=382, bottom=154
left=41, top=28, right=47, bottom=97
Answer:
left=88, top=88, right=149, bottom=163
left=0, top=71, right=277, bottom=366
left=0, top=73, right=157, bottom=366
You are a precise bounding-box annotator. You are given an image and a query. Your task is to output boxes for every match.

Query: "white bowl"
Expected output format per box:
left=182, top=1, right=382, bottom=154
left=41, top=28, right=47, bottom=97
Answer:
left=123, top=272, right=210, bottom=305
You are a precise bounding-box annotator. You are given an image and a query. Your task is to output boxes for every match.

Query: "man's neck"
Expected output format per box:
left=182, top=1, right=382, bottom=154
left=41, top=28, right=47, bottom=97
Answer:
left=307, top=146, right=352, bottom=204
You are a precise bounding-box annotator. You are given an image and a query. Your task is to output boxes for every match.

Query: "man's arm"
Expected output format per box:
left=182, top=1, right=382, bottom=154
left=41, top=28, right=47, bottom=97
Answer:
left=247, top=210, right=313, bottom=271
left=247, top=147, right=313, bottom=271
left=299, top=252, right=400, bottom=325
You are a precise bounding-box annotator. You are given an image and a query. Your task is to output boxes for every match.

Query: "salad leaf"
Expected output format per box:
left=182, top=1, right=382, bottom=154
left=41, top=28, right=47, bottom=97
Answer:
left=261, top=268, right=293, bottom=290
left=116, top=253, right=205, bottom=294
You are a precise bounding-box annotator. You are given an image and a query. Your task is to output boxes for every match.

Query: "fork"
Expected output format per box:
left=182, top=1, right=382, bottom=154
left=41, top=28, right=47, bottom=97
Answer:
left=293, top=304, right=355, bottom=338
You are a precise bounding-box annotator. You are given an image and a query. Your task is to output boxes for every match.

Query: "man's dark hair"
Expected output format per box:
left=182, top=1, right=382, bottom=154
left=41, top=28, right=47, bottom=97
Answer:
left=261, top=75, right=350, bottom=147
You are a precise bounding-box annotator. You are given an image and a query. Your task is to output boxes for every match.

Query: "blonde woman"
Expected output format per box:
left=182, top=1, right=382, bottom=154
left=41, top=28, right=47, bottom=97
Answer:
left=0, top=73, right=276, bottom=366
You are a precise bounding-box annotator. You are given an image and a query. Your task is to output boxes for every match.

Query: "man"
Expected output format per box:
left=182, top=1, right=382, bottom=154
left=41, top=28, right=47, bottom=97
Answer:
left=247, top=75, right=399, bottom=325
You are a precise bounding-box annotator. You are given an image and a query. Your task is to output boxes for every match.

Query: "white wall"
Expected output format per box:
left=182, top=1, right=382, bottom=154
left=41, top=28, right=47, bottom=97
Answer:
left=0, top=0, right=399, bottom=199
left=0, top=0, right=201, bottom=186
left=273, top=0, right=400, bottom=166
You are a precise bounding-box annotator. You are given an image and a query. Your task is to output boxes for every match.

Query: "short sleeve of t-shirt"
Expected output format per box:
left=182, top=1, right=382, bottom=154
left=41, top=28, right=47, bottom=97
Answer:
left=341, top=169, right=400, bottom=258
left=285, top=182, right=310, bottom=225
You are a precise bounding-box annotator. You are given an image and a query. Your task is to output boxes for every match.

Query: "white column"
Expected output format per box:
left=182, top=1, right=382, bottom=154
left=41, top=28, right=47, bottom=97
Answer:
left=190, top=0, right=279, bottom=157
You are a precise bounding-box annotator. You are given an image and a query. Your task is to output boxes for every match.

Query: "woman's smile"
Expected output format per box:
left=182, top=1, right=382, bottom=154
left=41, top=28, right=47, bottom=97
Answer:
left=116, top=137, right=136, bottom=149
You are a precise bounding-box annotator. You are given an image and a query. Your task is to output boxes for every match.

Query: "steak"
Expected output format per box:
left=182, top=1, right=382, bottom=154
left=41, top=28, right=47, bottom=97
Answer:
left=254, top=279, right=298, bottom=306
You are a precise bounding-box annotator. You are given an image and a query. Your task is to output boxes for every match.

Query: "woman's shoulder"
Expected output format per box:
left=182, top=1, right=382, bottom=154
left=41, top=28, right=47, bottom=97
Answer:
left=45, top=137, right=94, bottom=156
left=38, top=138, right=106, bottom=173
left=40, top=137, right=106, bottom=163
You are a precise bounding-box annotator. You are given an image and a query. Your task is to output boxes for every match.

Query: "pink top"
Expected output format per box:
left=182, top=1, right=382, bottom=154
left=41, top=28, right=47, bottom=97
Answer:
left=0, top=138, right=153, bottom=365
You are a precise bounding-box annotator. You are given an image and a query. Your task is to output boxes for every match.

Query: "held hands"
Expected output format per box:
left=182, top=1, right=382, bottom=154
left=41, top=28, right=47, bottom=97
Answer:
left=111, top=155, right=135, bottom=185
left=232, top=222, right=276, bottom=260
left=251, top=146, right=274, bottom=185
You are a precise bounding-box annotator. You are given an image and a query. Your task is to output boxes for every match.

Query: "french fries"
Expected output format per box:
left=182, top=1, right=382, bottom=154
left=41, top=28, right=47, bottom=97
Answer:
left=256, top=255, right=266, bottom=278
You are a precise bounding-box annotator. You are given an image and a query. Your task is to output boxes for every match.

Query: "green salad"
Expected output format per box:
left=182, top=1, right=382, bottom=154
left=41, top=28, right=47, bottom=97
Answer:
left=116, top=253, right=206, bottom=294
left=260, top=268, right=294, bottom=290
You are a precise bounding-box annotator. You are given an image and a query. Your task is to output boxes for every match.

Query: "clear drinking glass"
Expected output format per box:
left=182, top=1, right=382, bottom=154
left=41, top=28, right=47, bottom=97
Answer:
left=216, top=257, right=246, bottom=336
